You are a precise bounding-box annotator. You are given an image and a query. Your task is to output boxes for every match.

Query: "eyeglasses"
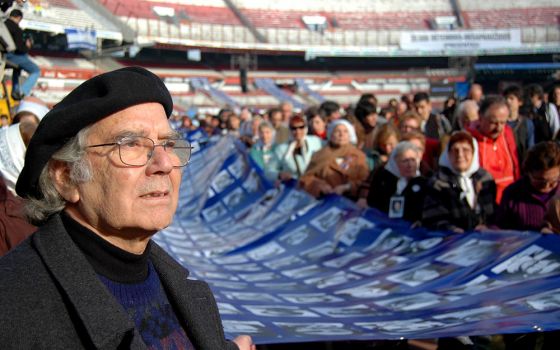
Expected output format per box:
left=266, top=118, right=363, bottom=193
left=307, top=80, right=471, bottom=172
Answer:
left=87, top=136, right=193, bottom=167
left=290, top=125, right=306, bottom=131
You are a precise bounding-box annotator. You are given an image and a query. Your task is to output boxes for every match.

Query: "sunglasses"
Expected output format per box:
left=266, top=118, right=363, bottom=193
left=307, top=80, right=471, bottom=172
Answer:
left=290, top=125, right=306, bottom=131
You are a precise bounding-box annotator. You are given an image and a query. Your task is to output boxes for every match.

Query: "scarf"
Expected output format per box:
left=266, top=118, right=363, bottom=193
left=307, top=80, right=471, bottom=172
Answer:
left=438, top=139, right=481, bottom=208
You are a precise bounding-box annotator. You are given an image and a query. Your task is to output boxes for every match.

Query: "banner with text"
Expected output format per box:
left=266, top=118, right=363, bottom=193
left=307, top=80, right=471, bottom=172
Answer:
left=400, top=29, right=522, bottom=52
left=154, top=136, right=560, bottom=344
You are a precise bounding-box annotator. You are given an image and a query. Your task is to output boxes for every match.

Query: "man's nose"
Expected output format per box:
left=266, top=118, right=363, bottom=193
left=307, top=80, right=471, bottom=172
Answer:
left=147, top=145, right=174, bottom=171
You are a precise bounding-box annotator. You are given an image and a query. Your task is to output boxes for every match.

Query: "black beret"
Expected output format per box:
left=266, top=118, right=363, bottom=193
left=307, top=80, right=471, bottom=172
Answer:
left=16, top=66, right=173, bottom=198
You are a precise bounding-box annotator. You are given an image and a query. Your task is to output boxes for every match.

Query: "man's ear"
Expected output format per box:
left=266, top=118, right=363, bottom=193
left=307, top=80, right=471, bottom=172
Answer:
left=49, top=160, right=80, bottom=203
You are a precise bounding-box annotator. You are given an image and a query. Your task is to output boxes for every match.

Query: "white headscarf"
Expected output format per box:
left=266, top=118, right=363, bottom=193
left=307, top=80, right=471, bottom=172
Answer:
left=16, top=100, right=49, bottom=121
left=385, top=141, right=421, bottom=195
left=0, top=124, right=26, bottom=194
left=327, top=119, right=358, bottom=145
left=439, top=137, right=480, bottom=208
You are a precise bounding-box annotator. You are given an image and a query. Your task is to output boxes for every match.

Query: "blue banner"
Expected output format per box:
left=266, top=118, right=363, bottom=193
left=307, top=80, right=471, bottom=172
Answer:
left=65, top=28, right=96, bottom=51
left=154, top=136, right=560, bottom=344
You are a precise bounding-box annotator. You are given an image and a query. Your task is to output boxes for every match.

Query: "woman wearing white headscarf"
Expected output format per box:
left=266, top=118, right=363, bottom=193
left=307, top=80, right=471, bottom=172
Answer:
left=299, top=119, right=369, bottom=200
left=367, top=141, right=428, bottom=223
left=422, top=131, right=496, bottom=232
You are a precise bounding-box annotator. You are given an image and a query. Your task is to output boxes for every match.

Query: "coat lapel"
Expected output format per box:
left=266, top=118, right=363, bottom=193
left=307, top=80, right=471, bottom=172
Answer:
left=33, top=215, right=143, bottom=350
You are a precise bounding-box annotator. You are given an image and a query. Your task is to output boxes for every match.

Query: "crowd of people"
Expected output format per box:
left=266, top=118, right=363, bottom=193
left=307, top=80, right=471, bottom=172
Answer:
left=174, top=82, right=560, bottom=236
left=1, top=69, right=560, bottom=349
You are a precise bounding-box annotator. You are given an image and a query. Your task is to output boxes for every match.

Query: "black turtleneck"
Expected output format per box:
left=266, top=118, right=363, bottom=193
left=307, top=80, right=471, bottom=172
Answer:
left=61, top=211, right=150, bottom=283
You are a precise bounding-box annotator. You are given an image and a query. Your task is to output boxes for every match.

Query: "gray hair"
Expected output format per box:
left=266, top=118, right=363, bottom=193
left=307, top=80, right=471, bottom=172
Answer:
left=24, top=126, right=93, bottom=225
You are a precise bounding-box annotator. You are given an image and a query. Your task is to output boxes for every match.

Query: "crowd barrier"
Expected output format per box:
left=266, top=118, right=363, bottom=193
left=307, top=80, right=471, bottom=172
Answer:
left=154, top=135, right=560, bottom=344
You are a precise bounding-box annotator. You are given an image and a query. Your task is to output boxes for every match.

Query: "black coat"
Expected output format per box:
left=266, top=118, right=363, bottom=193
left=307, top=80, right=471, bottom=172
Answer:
left=422, top=166, right=497, bottom=231
left=0, top=214, right=238, bottom=350
left=367, top=167, right=428, bottom=224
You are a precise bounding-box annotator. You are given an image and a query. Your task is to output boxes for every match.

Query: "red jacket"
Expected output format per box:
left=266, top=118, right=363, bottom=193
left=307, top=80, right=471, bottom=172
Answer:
left=468, top=125, right=520, bottom=204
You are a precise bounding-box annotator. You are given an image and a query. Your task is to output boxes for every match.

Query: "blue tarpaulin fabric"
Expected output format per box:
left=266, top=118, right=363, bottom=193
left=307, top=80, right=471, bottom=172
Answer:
left=154, top=136, right=560, bottom=344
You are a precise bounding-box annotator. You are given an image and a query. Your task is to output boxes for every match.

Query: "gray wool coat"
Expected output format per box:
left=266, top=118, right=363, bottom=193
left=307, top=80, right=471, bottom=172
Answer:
left=0, top=213, right=239, bottom=350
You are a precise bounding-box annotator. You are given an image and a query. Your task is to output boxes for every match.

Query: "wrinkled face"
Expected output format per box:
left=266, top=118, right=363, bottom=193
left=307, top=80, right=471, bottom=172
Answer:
left=407, top=138, right=425, bottom=158
left=479, top=104, right=509, bottom=140
left=64, top=103, right=182, bottom=240
left=379, top=135, right=398, bottom=156
left=331, top=124, right=350, bottom=147
left=310, top=115, right=326, bottom=134
left=396, top=149, right=419, bottom=179
left=365, top=112, right=378, bottom=128
left=259, top=126, right=274, bottom=145
left=290, top=123, right=307, bottom=142
left=448, top=141, right=474, bottom=173
left=529, top=167, right=560, bottom=194
left=414, top=100, right=432, bottom=120
left=400, top=118, right=421, bottom=134
left=505, top=94, right=522, bottom=114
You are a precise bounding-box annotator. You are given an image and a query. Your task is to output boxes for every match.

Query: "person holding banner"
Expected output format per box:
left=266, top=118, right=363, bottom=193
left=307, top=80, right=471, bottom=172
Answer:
left=367, top=141, right=428, bottom=224
left=0, top=67, right=254, bottom=350
left=299, top=119, right=369, bottom=200
left=422, top=131, right=497, bottom=232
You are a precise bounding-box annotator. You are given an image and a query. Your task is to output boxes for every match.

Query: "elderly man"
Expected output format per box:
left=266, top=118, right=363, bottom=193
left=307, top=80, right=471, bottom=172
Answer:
left=468, top=96, right=520, bottom=204
left=0, top=67, right=253, bottom=350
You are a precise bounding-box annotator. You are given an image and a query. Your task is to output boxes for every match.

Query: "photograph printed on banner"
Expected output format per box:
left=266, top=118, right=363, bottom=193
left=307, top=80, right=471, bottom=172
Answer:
left=273, top=322, right=355, bottom=336
left=335, top=280, right=392, bottom=299
left=241, top=170, right=260, bottom=193
left=312, top=304, right=382, bottom=318
left=310, top=207, right=345, bottom=232
left=436, top=238, right=499, bottom=267
left=222, top=291, right=281, bottom=302
left=279, top=293, right=344, bottom=304
left=278, top=225, right=315, bottom=246
left=349, top=254, right=408, bottom=276
left=323, top=252, right=366, bottom=268
left=211, top=281, right=251, bottom=291
left=300, top=241, right=335, bottom=260
left=212, top=254, right=250, bottom=264
left=276, top=190, right=313, bottom=214
left=491, top=244, right=560, bottom=280
left=211, top=169, right=236, bottom=193
left=222, top=263, right=263, bottom=272
left=336, top=217, right=376, bottom=247
left=432, top=305, right=506, bottom=323
left=281, top=264, right=330, bottom=279
left=364, top=228, right=413, bottom=254
left=217, top=302, right=243, bottom=315
left=305, top=271, right=362, bottom=289
left=243, top=305, right=320, bottom=318
left=221, top=320, right=273, bottom=336
left=202, top=202, right=227, bottom=221
left=238, top=272, right=279, bottom=282
left=196, top=271, right=241, bottom=282
left=254, top=282, right=302, bottom=291
left=227, top=157, right=247, bottom=179
left=247, top=241, right=286, bottom=261
left=441, top=274, right=515, bottom=296
left=356, top=319, right=449, bottom=334
left=374, top=292, right=459, bottom=311
left=507, top=287, right=560, bottom=312
left=222, top=187, right=246, bottom=209
left=386, top=262, right=454, bottom=287
left=263, top=256, right=306, bottom=270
